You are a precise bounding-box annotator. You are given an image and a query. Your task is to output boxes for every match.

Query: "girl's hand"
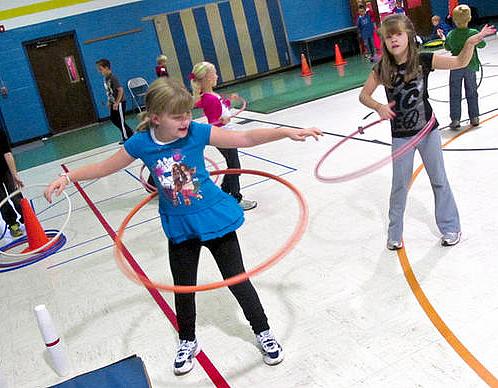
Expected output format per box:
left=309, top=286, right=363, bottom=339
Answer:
left=229, top=93, right=239, bottom=100
left=287, top=127, right=323, bottom=141
left=44, top=176, right=68, bottom=203
left=219, top=116, right=231, bottom=125
left=468, top=24, right=496, bottom=45
left=13, top=173, right=24, bottom=189
left=376, top=101, right=396, bottom=120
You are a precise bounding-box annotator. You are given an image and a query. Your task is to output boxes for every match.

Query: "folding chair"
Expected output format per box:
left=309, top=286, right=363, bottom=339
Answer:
left=127, top=77, right=149, bottom=112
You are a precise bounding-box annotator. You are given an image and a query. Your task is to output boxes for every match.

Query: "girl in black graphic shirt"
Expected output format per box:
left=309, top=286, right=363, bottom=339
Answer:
left=359, top=14, right=495, bottom=249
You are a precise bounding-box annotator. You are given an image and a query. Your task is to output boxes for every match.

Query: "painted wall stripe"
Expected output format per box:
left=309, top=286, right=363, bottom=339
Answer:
left=218, top=2, right=245, bottom=79
left=0, top=0, right=93, bottom=20
left=242, top=0, right=270, bottom=73
left=192, top=7, right=223, bottom=83
left=266, top=0, right=289, bottom=66
left=180, top=9, right=204, bottom=72
left=205, top=3, right=234, bottom=82
left=229, top=0, right=258, bottom=76
left=167, top=12, right=193, bottom=85
left=153, top=15, right=183, bottom=84
left=254, top=0, right=280, bottom=69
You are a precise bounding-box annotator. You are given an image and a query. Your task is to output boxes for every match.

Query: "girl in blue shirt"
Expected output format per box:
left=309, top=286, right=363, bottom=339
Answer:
left=45, top=78, right=322, bottom=376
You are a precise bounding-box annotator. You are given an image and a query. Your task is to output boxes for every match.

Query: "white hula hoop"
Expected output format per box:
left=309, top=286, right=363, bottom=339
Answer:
left=0, top=183, right=72, bottom=257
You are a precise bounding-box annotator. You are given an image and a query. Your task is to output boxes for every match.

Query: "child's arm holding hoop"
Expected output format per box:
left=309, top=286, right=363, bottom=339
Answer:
left=433, top=24, right=496, bottom=70
left=45, top=148, right=135, bottom=201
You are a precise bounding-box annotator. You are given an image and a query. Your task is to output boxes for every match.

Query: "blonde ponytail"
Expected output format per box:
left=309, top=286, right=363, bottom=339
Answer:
left=190, top=62, right=215, bottom=102
left=136, top=111, right=151, bottom=132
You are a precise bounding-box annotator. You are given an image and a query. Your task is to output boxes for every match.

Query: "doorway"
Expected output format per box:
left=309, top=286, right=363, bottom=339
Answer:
left=25, top=33, right=96, bottom=134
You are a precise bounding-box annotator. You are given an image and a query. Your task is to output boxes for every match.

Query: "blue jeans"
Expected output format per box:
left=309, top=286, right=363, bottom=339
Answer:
left=449, top=68, right=479, bottom=121
left=362, top=36, right=375, bottom=56
left=388, top=129, right=460, bottom=242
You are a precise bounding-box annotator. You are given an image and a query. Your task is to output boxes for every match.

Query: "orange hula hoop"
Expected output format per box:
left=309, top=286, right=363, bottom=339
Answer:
left=114, top=169, right=308, bottom=293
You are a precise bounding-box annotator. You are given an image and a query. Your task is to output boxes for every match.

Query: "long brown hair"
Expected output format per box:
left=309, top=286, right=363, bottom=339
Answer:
left=136, top=78, right=193, bottom=132
left=377, top=14, right=420, bottom=87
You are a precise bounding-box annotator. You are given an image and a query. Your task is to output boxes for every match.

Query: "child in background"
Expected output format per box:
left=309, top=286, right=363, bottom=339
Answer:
left=357, top=4, right=376, bottom=60
left=145, top=54, right=170, bottom=191
left=391, top=0, right=405, bottom=14
left=191, top=61, right=257, bottom=211
left=430, top=15, right=452, bottom=40
left=445, top=4, right=486, bottom=129
left=45, top=78, right=322, bottom=376
left=0, top=127, right=24, bottom=237
left=155, top=54, right=169, bottom=78
left=96, top=59, right=134, bottom=144
left=359, top=14, right=495, bottom=249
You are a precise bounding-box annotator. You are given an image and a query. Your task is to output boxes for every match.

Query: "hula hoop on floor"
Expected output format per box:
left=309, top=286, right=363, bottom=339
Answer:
left=315, top=114, right=436, bottom=183
left=139, top=156, right=221, bottom=193
left=114, top=169, right=308, bottom=293
left=0, top=184, right=72, bottom=257
left=0, top=230, right=66, bottom=270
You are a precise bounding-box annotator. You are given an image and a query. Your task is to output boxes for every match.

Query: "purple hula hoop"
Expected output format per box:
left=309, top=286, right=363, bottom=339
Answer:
left=315, top=114, right=436, bottom=183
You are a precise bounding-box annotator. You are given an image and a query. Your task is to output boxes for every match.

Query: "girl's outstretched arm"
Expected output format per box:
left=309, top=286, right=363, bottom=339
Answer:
left=359, top=71, right=396, bottom=120
left=44, top=148, right=135, bottom=202
left=209, top=125, right=322, bottom=148
left=433, top=24, right=496, bottom=70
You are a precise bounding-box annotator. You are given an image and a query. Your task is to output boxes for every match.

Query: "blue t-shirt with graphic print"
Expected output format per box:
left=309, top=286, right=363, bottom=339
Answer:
left=124, top=121, right=244, bottom=243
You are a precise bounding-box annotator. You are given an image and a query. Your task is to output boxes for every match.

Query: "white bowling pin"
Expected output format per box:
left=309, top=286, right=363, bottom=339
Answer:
left=34, top=304, right=70, bottom=377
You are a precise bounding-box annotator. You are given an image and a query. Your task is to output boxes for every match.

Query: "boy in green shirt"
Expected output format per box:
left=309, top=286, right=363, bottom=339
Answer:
left=444, top=4, right=486, bottom=129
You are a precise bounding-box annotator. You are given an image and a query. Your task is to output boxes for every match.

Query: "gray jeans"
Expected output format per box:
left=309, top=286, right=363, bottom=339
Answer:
left=449, top=68, right=479, bottom=121
left=388, top=129, right=460, bottom=241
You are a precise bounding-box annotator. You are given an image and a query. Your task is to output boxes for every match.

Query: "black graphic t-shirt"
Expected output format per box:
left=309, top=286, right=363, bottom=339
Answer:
left=103, top=73, right=125, bottom=104
left=381, top=52, right=438, bottom=138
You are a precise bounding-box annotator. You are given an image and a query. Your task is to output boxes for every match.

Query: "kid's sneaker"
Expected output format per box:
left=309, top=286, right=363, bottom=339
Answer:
left=441, top=232, right=461, bottom=247
left=8, top=222, right=23, bottom=238
left=386, top=240, right=403, bottom=250
left=256, top=330, right=284, bottom=366
left=173, top=339, right=200, bottom=375
left=449, top=120, right=460, bottom=130
left=239, top=199, right=257, bottom=211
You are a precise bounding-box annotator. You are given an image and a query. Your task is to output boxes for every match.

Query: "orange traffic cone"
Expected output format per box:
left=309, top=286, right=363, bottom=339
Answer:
left=300, top=53, right=313, bottom=77
left=20, top=198, right=54, bottom=253
left=333, top=44, right=347, bottom=66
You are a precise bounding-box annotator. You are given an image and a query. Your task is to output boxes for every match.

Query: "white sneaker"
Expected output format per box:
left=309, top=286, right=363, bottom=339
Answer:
left=239, top=199, right=257, bottom=211
left=256, top=330, right=284, bottom=366
left=173, top=339, right=200, bottom=375
left=441, top=232, right=461, bottom=246
left=386, top=240, right=403, bottom=250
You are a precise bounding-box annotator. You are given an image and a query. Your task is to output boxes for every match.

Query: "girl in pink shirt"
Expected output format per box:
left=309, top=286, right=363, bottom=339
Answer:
left=190, top=62, right=257, bottom=211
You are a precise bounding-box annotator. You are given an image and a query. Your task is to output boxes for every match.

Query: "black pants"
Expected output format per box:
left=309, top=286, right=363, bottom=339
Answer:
left=169, top=231, right=269, bottom=341
left=110, top=101, right=134, bottom=141
left=0, top=171, right=24, bottom=226
left=217, top=148, right=242, bottom=202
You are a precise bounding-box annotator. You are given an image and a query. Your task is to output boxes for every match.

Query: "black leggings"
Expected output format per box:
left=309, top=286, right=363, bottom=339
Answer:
left=169, top=231, right=269, bottom=340
left=217, top=148, right=242, bottom=202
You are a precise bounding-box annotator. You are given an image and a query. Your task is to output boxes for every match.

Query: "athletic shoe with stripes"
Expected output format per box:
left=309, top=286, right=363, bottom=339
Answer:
left=256, top=330, right=284, bottom=366
left=173, top=339, right=199, bottom=375
left=441, top=232, right=461, bottom=247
